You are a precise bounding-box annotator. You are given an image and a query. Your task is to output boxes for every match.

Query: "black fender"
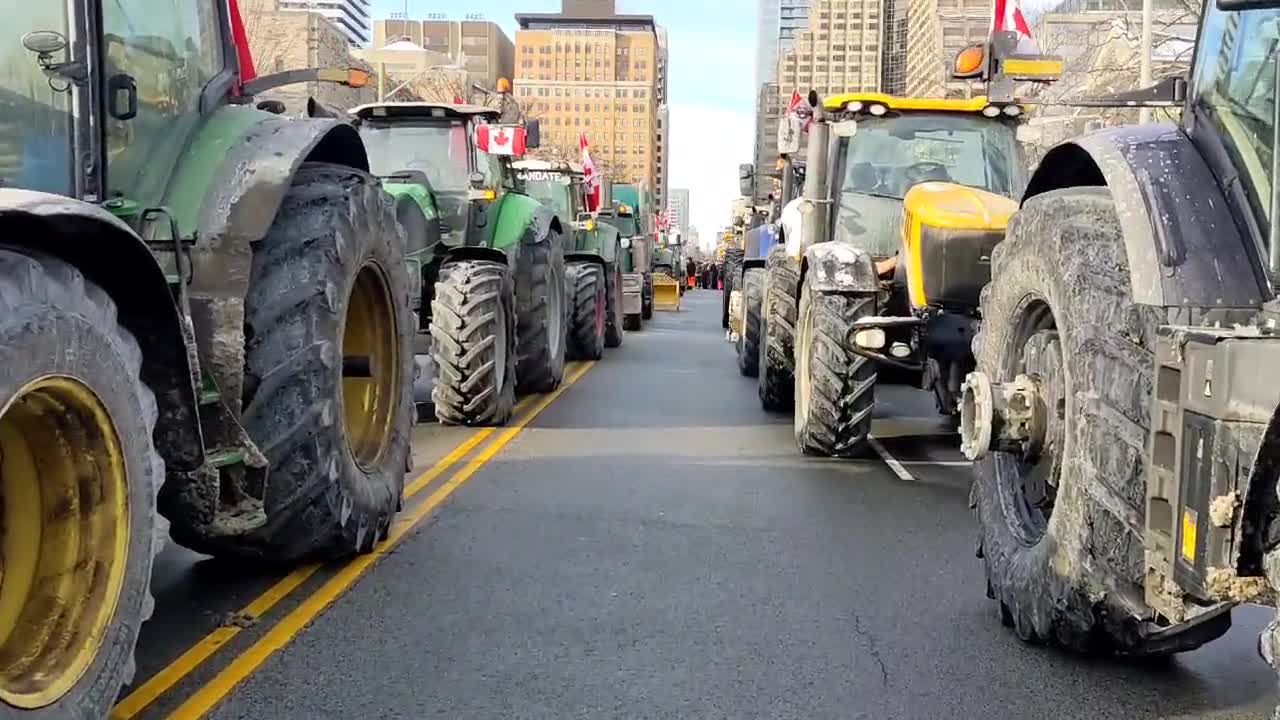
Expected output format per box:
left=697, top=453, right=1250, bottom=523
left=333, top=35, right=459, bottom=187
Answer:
left=186, top=117, right=371, bottom=412
left=743, top=258, right=766, bottom=271
left=0, top=190, right=203, bottom=471
left=1024, top=124, right=1267, bottom=308
left=529, top=204, right=565, bottom=244
left=566, top=252, right=606, bottom=269
left=446, top=245, right=510, bottom=266
left=802, top=242, right=878, bottom=294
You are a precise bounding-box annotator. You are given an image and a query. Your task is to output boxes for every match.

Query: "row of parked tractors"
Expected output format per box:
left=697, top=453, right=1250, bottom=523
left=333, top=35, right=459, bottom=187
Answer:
left=0, top=0, right=666, bottom=711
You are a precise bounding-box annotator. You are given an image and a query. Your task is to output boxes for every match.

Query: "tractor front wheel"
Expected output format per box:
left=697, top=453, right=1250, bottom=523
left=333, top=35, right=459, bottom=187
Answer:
left=793, top=273, right=877, bottom=458
left=237, top=163, right=413, bottom=562
left=432, top=259, right=517, bottom=426
left=566, top=262, right=606, bottom=361
left=738, top=267, right=764, bottom=377
left=0, top=250, right=164, bottom=717
left=759, top=246, right=798, bottom=411
left=516, top=231, right=568, bottom=393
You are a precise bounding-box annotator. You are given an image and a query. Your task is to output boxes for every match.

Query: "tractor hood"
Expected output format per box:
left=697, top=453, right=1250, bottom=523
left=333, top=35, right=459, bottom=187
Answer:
left=901, top=182, right=1017, bottom=311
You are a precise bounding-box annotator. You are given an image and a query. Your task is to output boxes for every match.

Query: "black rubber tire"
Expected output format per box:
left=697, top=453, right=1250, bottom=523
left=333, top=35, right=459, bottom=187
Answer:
left=566, top=261, right=606, bottom=361
left=721, top=248, right=744, bottom=329
left=738, top=267, right=764, bottom=377
left=431, top=259, right=517, bottom=426
left=759, top=246, right=798, bottom=411
left=515, top=232, right=567, bottom=394
left=623, top=314, right=642, bottom=331
left=238, top=163, right=413, bottom=562
left=971, top=187, right=1223, bottom=655
left=793, top=274, right=877, bottom=457
left=604, top=262, right=624, bottom=348
left=0, top=250, right=165, bottom=718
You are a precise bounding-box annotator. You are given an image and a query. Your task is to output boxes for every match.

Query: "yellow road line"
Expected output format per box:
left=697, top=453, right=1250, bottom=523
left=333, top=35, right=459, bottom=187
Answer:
left=112, top=388, right=548, bottom=718
left=165, top=361, right=595, bottom=720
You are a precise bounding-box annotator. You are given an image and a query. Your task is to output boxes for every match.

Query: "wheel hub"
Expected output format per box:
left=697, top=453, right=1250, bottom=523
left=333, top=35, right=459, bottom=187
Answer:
left=0, top=376, right=130, bottom=708
left=342, top=262, right=400, bottom=471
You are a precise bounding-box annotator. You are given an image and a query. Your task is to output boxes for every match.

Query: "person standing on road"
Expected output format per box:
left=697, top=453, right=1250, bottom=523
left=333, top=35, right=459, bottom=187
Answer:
left=495, top=78, right=524, bottom=124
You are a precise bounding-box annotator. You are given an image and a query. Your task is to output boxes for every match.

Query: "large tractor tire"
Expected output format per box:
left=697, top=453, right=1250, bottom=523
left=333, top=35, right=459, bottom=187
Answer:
left=431, top=259, right=517, bottom=426
left=970, top=187, right=1226, bottom=655
left=738, top=267, right=764, bottom=377
left=642, top=274, right=654, bottom=320
left=793, top=273, right=877, bottom=457
left=623, top=313, right=642, bottom=331
left=0, top=250, right=164, bottom=717
left=604, top=262, right=624, bottom=348
left=515, top=230, right=567, bottom=393
left=566, top=261, right=606, bottom=361
left=759, top=246, right=799, bottom=411
left=239, top=163, right=413, bottom=562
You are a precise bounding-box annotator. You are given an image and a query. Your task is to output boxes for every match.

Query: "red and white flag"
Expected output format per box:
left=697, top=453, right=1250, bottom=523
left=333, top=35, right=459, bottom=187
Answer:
left=475, top=124, right=527, bottom=156
left=992, top=0, right=1038, bottom=53
left=785, top=90, right=812, bottom=130
left=580, top=132, right=601, bottom=212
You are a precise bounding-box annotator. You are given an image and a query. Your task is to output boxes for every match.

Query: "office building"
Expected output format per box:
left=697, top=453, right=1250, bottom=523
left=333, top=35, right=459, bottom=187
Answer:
left=904, top=0, right=991, bottom=97
left=751, top=0, right=810, bottom=201
left=514, top=0, right=662, bottom=197
left=668, top=188, right=691, bottom=240
left=278, top=0, right=371, bottom=46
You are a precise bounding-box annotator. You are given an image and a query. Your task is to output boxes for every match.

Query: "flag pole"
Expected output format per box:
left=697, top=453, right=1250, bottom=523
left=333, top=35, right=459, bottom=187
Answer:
left=1139, top=0, right=1153, bottom=124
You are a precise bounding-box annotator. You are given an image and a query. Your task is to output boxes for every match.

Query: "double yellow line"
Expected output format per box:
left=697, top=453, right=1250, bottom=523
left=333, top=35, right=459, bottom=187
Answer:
left=112, top=361, right=596, bottom=720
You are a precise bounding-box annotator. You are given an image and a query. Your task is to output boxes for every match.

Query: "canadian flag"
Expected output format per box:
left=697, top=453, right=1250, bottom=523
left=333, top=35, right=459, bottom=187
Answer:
left=785, top=90, right=812, bottom=130
left=475, top=124, right=527, bottom=156
left=580, top=132, right=601, bottom=212
left=992, top=0, right=1038, bottom=53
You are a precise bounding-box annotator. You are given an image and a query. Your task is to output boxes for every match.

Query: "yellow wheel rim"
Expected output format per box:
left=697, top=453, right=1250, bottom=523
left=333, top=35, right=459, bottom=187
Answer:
left=0, top=376, right=130, bottom=708
left=342, top=262, right=400, bottom=471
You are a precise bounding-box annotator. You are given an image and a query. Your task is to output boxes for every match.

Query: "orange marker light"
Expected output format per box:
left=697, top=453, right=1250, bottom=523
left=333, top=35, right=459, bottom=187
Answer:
left=955, top=46, right=985, bottom=76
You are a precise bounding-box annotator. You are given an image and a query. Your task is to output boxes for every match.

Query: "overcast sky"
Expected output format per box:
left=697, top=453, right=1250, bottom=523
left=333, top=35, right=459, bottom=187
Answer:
left=370, top=0, right=757, bottom=250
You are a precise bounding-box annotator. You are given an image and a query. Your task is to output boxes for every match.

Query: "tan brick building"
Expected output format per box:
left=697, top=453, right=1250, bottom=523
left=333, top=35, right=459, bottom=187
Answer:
left=514, top=0, right=661, bottom=201
left=776, top=0, right=884, bottom=100
left=904, top=0, right=991, bottom=97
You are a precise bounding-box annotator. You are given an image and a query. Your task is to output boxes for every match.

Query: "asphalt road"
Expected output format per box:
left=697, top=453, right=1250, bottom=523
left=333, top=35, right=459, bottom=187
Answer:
left=124, top=290, right=1280, bottom=720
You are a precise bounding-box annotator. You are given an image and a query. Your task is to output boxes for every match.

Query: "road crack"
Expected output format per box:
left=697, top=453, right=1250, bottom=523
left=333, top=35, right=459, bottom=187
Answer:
left=851, top=611, right=889, bottom=688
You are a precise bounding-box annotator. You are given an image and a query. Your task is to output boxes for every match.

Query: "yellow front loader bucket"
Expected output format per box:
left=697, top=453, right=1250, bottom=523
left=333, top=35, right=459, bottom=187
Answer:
left=653, top=273, right=681, bottom=311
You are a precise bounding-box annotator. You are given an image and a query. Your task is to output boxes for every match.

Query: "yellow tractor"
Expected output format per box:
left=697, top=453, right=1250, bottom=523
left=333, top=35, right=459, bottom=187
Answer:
left=749, top=32, right=1062, bottom=456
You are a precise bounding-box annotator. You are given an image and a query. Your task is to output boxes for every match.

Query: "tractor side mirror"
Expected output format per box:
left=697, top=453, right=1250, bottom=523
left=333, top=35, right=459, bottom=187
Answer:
left=525, top=119, right=541, bottom=149
left=575, top=211, right=596, bottom=232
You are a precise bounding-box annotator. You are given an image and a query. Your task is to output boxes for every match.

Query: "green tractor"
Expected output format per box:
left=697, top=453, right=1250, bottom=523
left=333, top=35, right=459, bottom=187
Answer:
left=350, top=103, right=569, bottom=426
left=599, top=191, right=650, bottom=331
left=514, top=159, right=625, bottom=356
left=2, top=0, right=413, bottom=715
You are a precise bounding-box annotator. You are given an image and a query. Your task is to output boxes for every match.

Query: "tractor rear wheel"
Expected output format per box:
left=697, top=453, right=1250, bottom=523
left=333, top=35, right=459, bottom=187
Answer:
left=515, top=232, right=567, bottom=393
left=566, top=262, right=606, bottom=361
left=721, top=248, right=744, bottom=329
left=759, top=246, right=798, bottom=411
left=793, top=274, right=877, bottom=457
left=0, top=250, right=164, bottom=717
left=238, top=163, right=412, bottom=562
left=738, top=267, right=764, bottom=377
left=432, top=259, right=517, bottom=426
left=605, top=262, right=624, bottom=348
left=971, top=187, right=1228, bottom=655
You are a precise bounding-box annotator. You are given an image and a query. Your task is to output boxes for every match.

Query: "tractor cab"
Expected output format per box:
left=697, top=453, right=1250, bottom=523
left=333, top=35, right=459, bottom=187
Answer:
left=512, top=159, right=602, bottom=254
left=351, top=102, right=541, bottom=250
left=819, top=93, right=1028, bottom=263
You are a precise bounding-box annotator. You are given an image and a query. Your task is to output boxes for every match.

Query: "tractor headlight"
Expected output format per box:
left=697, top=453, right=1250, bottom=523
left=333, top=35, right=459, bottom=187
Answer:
left=846, top=100, right=863, bottom=113
left=1003, top=104, right=1022, bottom=117
left=868, top=103, right=888, bottom=116
left=621, top=237, right=632, bottom=249
left=982, top=105, right=1002, bottom=118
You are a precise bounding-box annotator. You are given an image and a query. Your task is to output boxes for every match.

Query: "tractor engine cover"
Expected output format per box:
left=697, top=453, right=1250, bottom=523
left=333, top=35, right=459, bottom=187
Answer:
left=902, top=182, right=1017, bottom=311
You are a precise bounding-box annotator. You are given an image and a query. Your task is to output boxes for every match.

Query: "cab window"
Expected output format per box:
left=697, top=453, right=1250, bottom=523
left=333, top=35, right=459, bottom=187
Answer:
left=2, top=6, right=74, bottom=193
left=1192, top=6, right=1280, bottom=236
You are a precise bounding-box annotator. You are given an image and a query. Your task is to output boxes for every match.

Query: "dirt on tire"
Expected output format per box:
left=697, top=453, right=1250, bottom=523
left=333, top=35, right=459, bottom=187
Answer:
left=431, top=259, right=517, bottom=426
left=515, top=231, right=567, bottom=394
left=236, top=163, right=413, bottom=562
left=793, top=279, right=876, bottom=458
left=759, top=245, right=798, bottom=411
left=566, top=261, right=606, bottom=361
left=971, top=186, right=1226, bottom=656
left=0, top=249, right=166, bottom=718
left=738, top=267, right=764, bottom=377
